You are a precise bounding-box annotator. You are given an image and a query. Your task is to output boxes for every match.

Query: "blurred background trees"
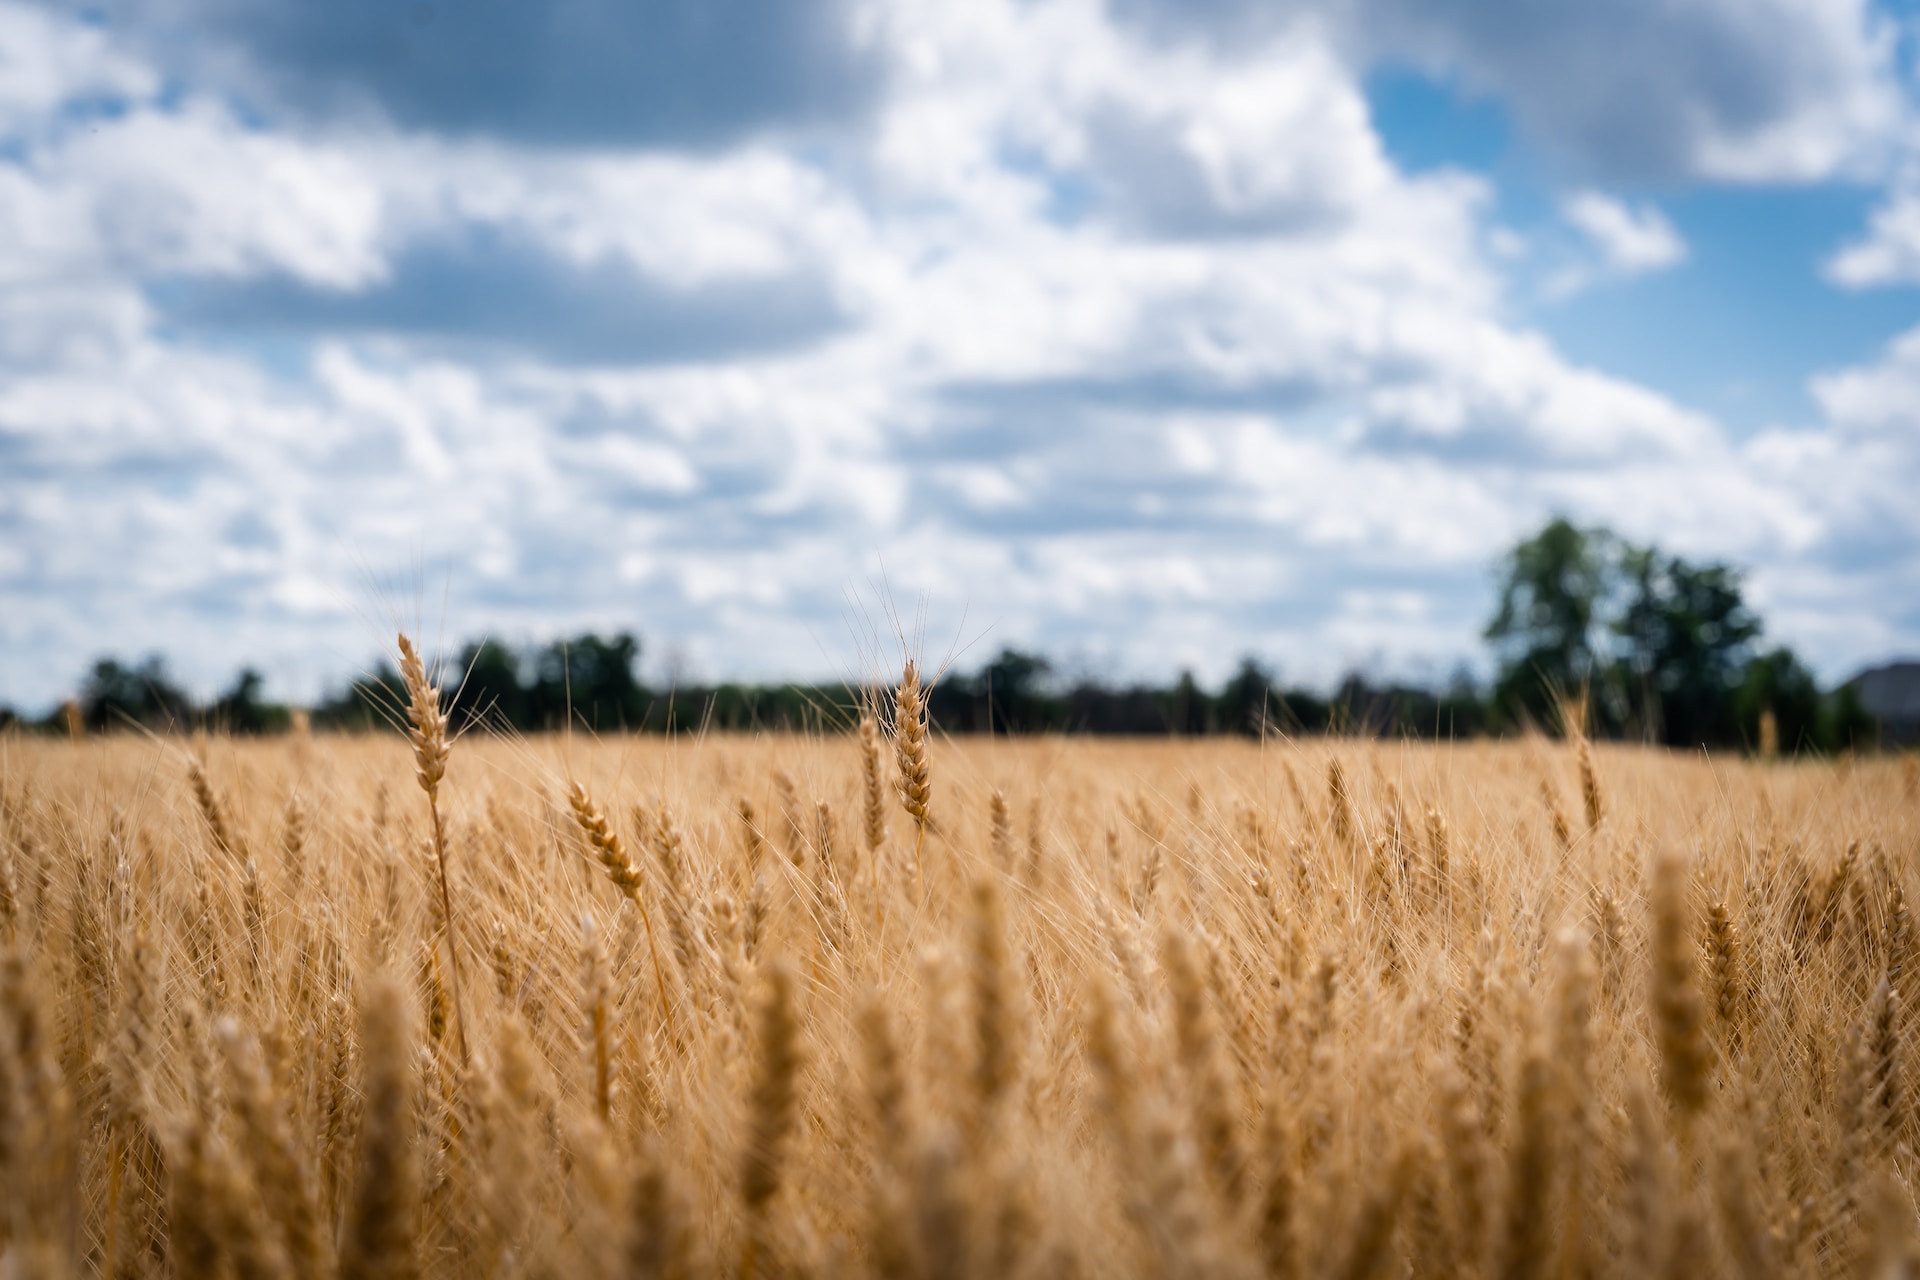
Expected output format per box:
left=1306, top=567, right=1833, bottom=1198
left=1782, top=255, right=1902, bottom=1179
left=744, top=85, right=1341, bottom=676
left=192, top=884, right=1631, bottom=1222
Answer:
left=13, top=519, right=1905, bottom=750
left=1485, top=516, right=1877, bottom=751
left=77, top=656, right=195, bottom=731
left=1485, top=517, right=1616, bottom=722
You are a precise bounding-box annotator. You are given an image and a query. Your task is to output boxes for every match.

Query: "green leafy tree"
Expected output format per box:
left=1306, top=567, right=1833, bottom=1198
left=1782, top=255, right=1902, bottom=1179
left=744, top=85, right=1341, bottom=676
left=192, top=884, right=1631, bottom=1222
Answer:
left=1822, top=682, right=1880, bottom=752
left=1487, top=519, right=1782, bottom=749
left=1169, top=670, right=1209, bottom=735
left=976, top=648, right=1052, bottom=733
left=1485, top=518, right=1615, bottom=728
left=210, top=668, right=289, bottom=735
left=452, top=639, right=527, bottom=730
left=80, top=656, right=193, bottom=730
left=1613, top=553, right=1760, bottom=748
left=1735, top=647, right=1821, bottom=755
left=1216, top=657, right=1275, bottom=737
left=529, top=632, right=647, bottom=730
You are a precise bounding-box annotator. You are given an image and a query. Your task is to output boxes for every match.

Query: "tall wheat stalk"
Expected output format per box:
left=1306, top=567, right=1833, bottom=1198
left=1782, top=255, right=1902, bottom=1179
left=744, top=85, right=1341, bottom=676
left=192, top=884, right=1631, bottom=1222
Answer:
left=894, top=662, right=931, bottom=899
left=398, top=632, right=468, bottom=1068
left=568, top=780, right=670, bottom=1015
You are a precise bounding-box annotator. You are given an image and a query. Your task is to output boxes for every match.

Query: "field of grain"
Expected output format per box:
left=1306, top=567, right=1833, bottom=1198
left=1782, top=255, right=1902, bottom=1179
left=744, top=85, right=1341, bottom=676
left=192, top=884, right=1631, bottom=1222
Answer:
left=2, top=661, right=1918, bottom=1278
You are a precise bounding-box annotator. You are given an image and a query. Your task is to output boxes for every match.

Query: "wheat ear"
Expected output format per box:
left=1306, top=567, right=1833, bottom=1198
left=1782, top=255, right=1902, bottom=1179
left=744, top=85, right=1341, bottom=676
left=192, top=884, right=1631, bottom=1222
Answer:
left=859, top=715, right=887, bottom=856
left=397, top=632, right=468, bottom=1069
left=894, top=661, right=931, bottom=899
left=1328, top=759, right=1354, bottom=848
left=338, top=974, right=418, bottom=1280
left=187, top=755, right=244, bottom=865
left=1650, top=847, right=1712, bottom=1121
left=1576, top=737, right=1604, bottom=831
left=740, top=959, right=802, bottom=1279
left=568, top=780, right=670, bottom=1016
left=216, top=1017, right=324, bottom=1280
left=582, top=912, right=613, bottom=1125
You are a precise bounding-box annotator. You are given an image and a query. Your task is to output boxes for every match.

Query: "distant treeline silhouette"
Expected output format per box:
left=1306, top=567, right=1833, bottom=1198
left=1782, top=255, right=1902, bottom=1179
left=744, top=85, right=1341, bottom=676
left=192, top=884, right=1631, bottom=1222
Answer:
left=16, top=639, right=1494, bottom=741
left=3, top=519, right=1894, bottom=750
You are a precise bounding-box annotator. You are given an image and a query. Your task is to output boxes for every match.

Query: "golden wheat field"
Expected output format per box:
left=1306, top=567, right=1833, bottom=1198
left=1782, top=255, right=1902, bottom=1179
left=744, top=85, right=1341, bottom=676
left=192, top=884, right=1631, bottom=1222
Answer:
left=3, top=664, right=1920, bottom=1278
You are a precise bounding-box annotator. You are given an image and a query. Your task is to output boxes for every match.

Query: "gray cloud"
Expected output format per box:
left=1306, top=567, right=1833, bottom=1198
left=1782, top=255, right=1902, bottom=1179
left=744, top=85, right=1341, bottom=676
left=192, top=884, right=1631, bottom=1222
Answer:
left=1109, top=0, right=1904, bottom=182
left=3, top=0, right=1918, bottom=712
left=66, top=0, right=885, bottom=148
left=1081, top=100, right=1352, bottom=237
left=158, top=229, right=850, bottom=365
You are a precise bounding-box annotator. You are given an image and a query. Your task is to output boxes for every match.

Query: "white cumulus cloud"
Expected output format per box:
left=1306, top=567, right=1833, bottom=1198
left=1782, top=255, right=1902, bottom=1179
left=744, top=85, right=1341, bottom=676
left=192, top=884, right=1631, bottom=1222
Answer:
left=0, top=0, right=1916, bottom=708
left=1825, top=187, right=1920, bottom=287
left=1563, top=191, right=1688, bottom=275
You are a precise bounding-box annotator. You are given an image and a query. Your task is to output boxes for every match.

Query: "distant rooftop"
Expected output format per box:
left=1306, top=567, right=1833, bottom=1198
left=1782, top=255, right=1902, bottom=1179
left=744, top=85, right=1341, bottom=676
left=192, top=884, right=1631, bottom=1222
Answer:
left=1851, top=661, right=1920, bottom=742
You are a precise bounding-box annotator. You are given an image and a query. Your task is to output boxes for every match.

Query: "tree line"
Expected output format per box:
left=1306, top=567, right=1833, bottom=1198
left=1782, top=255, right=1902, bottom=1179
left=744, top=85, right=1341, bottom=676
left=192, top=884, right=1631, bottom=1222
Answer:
left=3, top=518, right=1891, bottom=750
left=1482, top=518, right=1877, bottom=752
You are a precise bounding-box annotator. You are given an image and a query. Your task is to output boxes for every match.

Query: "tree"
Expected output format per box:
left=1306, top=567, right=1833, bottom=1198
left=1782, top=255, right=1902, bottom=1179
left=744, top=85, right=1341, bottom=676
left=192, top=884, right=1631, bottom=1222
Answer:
left=1613, top=553, right=1760, bottom=748
left=1169, top=670, right=1209, bottom=735
left=451, top=639, right=527, bottom=730
left=80, top=656, right=192, bottom=730
left=314, top=663, right=408, bottom=731
left=1735, top=647, right=1821, bottom=755
left=1216, top=657, right=1275, bottom=737
left=1822, top=682, right=1879, bottom=753
left=1485, top=518, right=1615, bottom=728
left=1487, top=519, right=1776, bottom=749
left=976, top=648, right=1052, bottom=734
left=210, top=668, right=289, bottom=734
left=528, top=632, right=647, bottom=730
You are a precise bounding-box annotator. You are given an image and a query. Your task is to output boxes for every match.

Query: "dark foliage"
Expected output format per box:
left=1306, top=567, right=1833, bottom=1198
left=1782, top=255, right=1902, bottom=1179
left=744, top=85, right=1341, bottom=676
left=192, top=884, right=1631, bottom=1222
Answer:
left=209, top=668, right=292, bottom=734
left=315, top=663, right=408, bottom=732
left=1486, top=517, right=1615, bottom=723
left=23, top=520, right=1899, bottom=752
left=1736, top=647, right=1822, bottom=754
left=526, top=632, right=648, bottom=730
left=79, top=656, right=194, bottom=731
left=1823, top=682, right=1881, bottom=753
left=1485, top=517, right=1852, bottom=750
left=451, top=639, right=527, bottom=731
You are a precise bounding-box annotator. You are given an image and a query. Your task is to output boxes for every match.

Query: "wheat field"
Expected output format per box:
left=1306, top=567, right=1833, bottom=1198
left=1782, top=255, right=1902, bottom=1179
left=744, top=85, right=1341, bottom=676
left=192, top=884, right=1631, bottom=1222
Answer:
left=2, top=660, right=1918, bottom=1278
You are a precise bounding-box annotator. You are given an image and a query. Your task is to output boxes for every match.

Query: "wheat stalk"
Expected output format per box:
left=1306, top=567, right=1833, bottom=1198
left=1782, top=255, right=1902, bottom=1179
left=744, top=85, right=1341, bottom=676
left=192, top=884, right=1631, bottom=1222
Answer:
left=338, top=974, right=418, bottom=1280
left=397, top=632, right=468, bottom=1069
left=894, top=661, right=932, bottom=898
left=1651, top=847, right=1712, bottom=1121
left=740, top=959, right=802, bottom=1278
left=14, top=722, right=1920, bottom=1277
left=568, top=780, right=671, bottom=1016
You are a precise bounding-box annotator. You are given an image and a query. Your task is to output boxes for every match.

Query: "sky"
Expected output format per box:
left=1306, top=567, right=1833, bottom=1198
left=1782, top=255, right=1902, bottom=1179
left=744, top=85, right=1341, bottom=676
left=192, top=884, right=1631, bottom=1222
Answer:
left=4, top=0, right=1920, bottom=709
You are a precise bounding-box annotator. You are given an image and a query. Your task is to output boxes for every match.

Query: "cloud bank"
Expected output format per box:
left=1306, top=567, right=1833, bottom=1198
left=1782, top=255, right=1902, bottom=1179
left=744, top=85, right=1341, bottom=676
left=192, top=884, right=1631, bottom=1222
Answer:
left=1, top=0, right=1918, bottom=708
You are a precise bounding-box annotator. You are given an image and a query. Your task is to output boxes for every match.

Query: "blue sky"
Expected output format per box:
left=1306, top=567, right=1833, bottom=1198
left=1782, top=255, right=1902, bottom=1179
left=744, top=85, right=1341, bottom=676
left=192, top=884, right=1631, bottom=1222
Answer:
left=3, top=0, right=1920, bottom=708
left=1369, top=66, right=1920, bottom=435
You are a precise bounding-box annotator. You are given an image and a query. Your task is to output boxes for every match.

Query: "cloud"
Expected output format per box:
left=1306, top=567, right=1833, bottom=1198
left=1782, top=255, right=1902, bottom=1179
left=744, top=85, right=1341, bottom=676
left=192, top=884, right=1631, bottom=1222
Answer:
left=1112, top=0, right=1908, bottom=183
left=1382, top=0, right=1904, bottom=183
left=0, top=83, right=879, bottom=362
left=1806, top=324, right=1920, bottom=436
left=54, top=104, right=390, bottom=289
left=1561, top=191, right=1687, bottom=275
left=1, top=0, right=1917, bottom=709
left=165, top=229, right=850, bottom=366
left=1825, top=187, right=1920, bottom=287
left=1737, top=327, right=1920, bottom=662
left=1544, top=190, right=1688, bottom=296
left=61, top=0, right=885, bottom=149
left=0, top=2, right=155, bottom=131
left=1076, top=37, right=1398, bottom=237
